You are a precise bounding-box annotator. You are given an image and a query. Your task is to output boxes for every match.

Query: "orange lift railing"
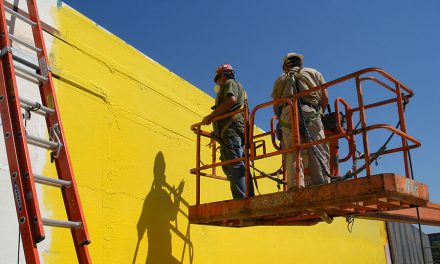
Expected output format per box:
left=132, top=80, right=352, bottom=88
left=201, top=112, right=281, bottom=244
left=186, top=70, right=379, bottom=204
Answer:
left=189, top=68, right=439, bottom=227
left=190, top=103, right=250, bottom=204
left=248, top=67, right=420, bottom=187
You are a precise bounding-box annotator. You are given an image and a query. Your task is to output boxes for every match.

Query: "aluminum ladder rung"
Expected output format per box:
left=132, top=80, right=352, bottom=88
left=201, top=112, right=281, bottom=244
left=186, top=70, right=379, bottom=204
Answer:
left=20, top=97, right=55, bottom=116
left=13, top=62, right=47, bottom=83
left=1, top=46, right=40, bottom=69
left=13, top=52, right=39, bottom=70
left=26, top=133, right=59, bottom=150
left=42, top=218, right=82, bottom=229
left=15, top=69, right=40, bottom=84
left=9, top=33, right=41, bottom=53
left=34, top=174, right=71, bottom=188
left=4, top=6, right=37, bottom=27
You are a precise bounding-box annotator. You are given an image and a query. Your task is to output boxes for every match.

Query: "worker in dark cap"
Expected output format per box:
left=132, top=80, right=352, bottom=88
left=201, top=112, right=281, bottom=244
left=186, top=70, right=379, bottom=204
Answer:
left=271, top=53, right=330, bottom=190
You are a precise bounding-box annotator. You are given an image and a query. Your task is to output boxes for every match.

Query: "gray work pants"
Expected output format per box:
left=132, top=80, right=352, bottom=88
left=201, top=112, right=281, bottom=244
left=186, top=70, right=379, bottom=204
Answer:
left=280, top=104, right=330, bottom=189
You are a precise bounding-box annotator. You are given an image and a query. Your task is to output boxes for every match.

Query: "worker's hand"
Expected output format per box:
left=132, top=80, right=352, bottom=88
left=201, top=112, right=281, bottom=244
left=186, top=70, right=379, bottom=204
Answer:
left=201, top=115, right=212, bottom=125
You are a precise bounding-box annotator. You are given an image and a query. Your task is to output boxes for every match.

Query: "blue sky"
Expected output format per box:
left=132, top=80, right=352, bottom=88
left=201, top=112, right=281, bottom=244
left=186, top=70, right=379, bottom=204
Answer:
left=62, top=0, right=440, bottom=233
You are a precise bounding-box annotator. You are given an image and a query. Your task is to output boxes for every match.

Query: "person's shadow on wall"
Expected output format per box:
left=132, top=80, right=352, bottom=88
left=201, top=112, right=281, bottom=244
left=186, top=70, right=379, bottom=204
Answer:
left=132, top=151, right=193, bottom=264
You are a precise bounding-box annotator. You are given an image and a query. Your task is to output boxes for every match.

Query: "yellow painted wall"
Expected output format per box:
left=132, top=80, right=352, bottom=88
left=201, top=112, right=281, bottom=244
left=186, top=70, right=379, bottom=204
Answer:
left=38, top=3, right=390, bottom=263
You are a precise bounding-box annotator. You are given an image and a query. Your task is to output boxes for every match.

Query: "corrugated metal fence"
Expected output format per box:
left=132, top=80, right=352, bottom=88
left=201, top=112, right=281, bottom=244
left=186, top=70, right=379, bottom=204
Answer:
left=387, top=222, right=433, bottom=264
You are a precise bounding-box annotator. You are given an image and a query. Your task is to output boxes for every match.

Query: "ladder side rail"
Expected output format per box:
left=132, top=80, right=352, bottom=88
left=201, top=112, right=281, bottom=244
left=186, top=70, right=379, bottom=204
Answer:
left=0, top=60, right=41, bottom=264
left=0, top=1, right=45, bottom=241
left=26, top=0, right=91, bottom=261
left=3, top=6, right=37, bottom=26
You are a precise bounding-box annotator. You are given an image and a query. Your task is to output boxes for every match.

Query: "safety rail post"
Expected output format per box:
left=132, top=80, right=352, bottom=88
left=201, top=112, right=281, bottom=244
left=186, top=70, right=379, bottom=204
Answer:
left=249, top=98, right=291, bottom=190
left=211, top=139, right=216, bottom=177
left=249, top=99, right=292, bottom=159
left=196, top=126, right=201, bottom=205
left=329, top=98, right=350, bottom=176
left=395, top=83, right=411, bottom=178
left=249, top=108, right=256, bottom=159
left=291, top=98, right=302, bottom=188
left=355, top=75, right=372, bottom=177
left=244, top=102, right=251, bottom=197
left=335, top=98, right=358, bottom=172
left=281, top=155, right=287, bottom=191
left=334, top=98, right=347, bottom=135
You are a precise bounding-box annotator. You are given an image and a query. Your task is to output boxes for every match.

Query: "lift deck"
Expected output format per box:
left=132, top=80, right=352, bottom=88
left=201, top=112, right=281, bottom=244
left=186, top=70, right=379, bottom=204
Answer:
left=189, top=174, right=428, bottom=227
left=357, top=202, right=440, bottom=226
left=189, top=68, right=440, bottom=227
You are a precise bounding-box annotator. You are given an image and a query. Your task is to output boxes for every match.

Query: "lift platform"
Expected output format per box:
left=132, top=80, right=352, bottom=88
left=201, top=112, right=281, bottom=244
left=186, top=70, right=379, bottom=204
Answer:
left=189, top=68, right=439, bottom=227
left=189, top=173, right=428, bottom=226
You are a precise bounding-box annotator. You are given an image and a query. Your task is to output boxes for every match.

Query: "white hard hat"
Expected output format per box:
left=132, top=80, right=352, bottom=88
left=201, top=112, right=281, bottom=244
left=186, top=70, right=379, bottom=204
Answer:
left=282, top=53, right=304, bottom=70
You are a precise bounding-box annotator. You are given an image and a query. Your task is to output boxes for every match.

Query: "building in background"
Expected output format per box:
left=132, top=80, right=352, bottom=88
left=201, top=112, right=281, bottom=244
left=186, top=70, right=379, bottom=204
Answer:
left=429, top=232, right=440, bottom=263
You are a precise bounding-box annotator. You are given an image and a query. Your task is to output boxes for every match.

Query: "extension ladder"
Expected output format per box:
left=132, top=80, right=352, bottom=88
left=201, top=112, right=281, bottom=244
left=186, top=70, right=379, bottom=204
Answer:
left=0, top=1, right=91, bottom=263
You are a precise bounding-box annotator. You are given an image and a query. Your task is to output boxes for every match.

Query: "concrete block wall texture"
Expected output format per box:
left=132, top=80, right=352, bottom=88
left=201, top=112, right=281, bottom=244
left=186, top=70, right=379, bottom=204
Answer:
left=0, top=0, right=391, bottom=263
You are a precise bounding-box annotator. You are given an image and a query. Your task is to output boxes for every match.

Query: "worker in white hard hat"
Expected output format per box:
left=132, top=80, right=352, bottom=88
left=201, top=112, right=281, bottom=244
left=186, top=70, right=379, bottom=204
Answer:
left=271, top=53, right=330, bottom=189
